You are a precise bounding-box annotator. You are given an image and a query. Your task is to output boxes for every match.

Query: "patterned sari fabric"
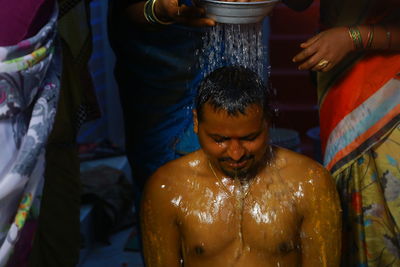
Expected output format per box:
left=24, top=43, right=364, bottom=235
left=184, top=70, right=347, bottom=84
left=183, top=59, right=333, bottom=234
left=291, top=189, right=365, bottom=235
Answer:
left=0, top=8, right=60, bottom=266
left=317, top=0, right=400, bottom=265
left=336, top=126, right=400, bottom=266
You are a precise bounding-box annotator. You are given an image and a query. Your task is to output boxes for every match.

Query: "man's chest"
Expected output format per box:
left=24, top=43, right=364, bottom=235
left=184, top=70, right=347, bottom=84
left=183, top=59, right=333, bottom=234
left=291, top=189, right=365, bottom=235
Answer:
left=175, top=190, right=302, bottom=256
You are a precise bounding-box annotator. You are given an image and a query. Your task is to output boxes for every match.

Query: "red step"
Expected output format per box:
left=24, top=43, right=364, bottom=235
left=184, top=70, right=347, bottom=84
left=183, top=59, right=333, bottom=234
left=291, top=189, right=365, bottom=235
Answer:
left=270, top=2, right=320, bottom=35
left=273, top=104, right=319, bottom=136
left=269, top=35, right=313, bottom=69
left=269, top=70, right=318, bottom=105
left=267, top=0, right=321, bottom=160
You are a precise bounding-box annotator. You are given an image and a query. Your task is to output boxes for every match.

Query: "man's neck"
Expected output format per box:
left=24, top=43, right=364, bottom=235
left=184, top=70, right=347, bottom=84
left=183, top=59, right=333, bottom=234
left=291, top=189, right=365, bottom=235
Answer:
left=239, top=145, right=275, bottom=182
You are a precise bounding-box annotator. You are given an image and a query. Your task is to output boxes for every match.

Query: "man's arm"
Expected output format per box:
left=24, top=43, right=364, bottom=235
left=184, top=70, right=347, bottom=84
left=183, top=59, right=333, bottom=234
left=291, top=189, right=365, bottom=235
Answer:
left=299, top=165, right=341, bottom=266
left=141, top=171, right=182, bottom=267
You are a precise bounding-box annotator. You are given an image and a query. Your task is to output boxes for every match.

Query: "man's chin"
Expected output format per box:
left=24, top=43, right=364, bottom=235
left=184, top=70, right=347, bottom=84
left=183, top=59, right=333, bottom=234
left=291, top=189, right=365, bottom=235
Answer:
left=221, top=166, right=250, bottom=179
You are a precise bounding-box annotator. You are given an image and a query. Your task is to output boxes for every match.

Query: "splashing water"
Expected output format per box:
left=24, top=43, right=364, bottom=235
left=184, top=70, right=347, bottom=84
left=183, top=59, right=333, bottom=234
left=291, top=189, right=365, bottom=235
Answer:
left=197, top=22, right=270, bottom=83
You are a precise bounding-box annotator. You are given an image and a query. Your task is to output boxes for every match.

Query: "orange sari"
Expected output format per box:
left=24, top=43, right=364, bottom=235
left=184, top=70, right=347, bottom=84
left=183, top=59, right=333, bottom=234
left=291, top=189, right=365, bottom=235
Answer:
left=317, top=0, right=400, bottom=265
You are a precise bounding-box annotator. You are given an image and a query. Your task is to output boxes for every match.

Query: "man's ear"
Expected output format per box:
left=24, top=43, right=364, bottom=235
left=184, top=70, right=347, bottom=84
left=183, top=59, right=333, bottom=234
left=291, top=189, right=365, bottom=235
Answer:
left=193, top=109, right=198, bottom=134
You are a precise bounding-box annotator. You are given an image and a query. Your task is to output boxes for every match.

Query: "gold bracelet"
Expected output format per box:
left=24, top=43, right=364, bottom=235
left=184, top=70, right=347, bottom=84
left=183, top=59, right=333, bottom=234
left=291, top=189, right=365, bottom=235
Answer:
left=366, top=25, right=374, bottom=49
left=143, top=0, right=156, bottom=24
left=151, top=0, right=174, bottom=25
left=348, top=26, right=363, bottom=50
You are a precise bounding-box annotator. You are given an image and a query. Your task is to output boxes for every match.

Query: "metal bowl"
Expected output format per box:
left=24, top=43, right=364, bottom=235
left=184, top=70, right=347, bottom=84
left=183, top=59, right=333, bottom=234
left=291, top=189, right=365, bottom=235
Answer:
left=200, top=0, right=280, bottom=24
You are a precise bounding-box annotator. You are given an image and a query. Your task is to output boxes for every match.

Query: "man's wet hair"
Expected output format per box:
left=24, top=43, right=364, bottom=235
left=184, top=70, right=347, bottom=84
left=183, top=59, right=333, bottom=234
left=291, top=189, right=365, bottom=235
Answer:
left=195, top=66, right=273, bottom=122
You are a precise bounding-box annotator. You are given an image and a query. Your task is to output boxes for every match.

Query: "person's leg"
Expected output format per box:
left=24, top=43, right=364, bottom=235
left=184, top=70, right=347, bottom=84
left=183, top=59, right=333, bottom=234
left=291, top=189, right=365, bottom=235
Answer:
left=29, top=145, right=81, bottom=267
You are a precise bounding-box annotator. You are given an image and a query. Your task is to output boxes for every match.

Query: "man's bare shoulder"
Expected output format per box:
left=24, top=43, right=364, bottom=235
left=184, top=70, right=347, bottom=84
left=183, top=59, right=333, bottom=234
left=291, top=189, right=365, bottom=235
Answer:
left=145, top=150, right=207, bottom=193
left=270, top=146, right=339, bottom=214
left=271, top=146, right=333, bottom=186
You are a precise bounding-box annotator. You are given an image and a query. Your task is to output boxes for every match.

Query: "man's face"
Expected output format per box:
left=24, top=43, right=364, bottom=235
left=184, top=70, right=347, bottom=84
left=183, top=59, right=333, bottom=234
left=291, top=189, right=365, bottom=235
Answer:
left=194, top=103, right=270, bottom=179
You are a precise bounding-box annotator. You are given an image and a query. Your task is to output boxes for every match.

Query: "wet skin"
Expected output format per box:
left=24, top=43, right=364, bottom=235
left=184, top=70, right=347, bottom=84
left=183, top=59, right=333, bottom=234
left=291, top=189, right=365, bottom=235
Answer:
left=194, top=104, right=270, bottom=180
left=141, top=104, right=341, bottom=267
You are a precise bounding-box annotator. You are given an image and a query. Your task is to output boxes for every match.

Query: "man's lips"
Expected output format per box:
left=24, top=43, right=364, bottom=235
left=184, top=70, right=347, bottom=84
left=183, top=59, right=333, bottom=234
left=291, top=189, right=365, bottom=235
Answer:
left=219, top=155, right=254, bottom=169
left=225, top=159, right=249, bottom=168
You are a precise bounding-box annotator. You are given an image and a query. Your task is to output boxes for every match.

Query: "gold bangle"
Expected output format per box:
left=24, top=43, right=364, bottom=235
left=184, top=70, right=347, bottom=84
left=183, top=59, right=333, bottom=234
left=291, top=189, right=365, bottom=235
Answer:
left=151, top=0, right=174, bottom=25
left=366, top=25, right=374, bottom=49
left=143, top=0, right=156, bottom=24
left=348, top=26, right=363, bottom=50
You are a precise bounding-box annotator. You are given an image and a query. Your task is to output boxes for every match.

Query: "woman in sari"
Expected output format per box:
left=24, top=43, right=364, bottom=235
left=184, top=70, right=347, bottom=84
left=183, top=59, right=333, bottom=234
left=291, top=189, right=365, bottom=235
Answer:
left=286, top=0, right=400, bottom=265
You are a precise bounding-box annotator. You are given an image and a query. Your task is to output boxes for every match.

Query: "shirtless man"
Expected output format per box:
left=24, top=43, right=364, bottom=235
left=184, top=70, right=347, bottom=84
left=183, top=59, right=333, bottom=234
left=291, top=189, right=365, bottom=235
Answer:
left=141, top=66, right=341, bottom=266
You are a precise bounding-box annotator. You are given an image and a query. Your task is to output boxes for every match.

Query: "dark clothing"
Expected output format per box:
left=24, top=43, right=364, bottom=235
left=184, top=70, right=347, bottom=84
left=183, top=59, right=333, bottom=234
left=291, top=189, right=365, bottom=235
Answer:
left=108, top=0, right=202, bottom=191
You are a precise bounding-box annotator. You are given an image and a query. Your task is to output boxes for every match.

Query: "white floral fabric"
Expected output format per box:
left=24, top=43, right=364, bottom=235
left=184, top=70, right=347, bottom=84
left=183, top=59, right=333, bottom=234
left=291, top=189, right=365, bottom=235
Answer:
left=0, top=6, right=60, bottom=266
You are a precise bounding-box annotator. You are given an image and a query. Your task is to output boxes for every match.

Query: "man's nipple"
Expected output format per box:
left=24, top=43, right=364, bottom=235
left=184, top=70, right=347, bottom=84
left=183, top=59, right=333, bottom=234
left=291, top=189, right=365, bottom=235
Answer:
left=195, top=246, right=205, bottom=255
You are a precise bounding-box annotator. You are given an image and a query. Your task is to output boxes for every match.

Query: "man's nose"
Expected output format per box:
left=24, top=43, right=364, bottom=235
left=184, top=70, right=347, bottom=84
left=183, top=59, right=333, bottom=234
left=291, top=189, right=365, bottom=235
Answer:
left=227, top=139, right=245, bottom=161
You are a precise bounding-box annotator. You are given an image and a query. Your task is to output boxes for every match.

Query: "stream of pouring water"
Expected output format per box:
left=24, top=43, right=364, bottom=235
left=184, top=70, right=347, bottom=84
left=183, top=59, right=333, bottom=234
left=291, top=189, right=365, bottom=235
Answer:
left=197, top=22, right=270, bottom=82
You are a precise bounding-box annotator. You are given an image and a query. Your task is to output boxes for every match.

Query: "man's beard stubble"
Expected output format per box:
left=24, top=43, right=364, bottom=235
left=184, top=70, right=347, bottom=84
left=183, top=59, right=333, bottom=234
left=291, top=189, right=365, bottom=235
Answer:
left=219, top=145, right=275, bottom=182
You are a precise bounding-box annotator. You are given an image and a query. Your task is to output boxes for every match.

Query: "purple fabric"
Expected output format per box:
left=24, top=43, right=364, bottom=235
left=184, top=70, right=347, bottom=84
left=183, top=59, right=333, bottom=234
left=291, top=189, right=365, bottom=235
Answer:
left=0, top=0, right=55, bottom=46
left=6, top=220, right=38, bottom=267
